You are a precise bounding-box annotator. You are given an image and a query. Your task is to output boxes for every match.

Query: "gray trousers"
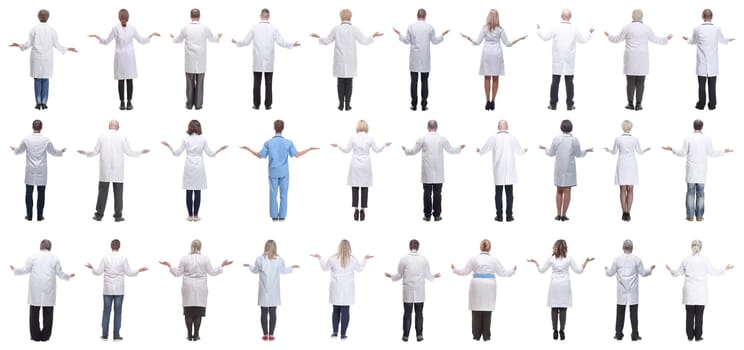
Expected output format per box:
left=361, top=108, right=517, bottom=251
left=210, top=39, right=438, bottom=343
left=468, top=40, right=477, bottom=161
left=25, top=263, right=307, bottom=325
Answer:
left=185, top=73, right=205, bottom=109
left=95, top=182, right=123, bottom=219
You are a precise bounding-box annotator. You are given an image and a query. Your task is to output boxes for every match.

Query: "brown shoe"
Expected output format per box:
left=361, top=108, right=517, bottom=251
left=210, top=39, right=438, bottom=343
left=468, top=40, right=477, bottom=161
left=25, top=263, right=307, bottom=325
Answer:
left=686, top=217, right=694, bottom=222
left=696, top=217, right=704, bottom=222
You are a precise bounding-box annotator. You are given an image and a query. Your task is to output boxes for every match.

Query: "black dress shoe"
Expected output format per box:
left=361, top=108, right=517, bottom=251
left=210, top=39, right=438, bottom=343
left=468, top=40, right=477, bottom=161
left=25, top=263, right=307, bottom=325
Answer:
left=495, top=216, right=503, bottom=222
left=489, top=101, right=495, bottom=110
left=625, top=104, right=635, bottom=110
left=622, top=212, right=628, bottom=221
left=626, top=213, right=631, bottom=221
left=41, top=104, right=48, bottom=110
left=559, top=331, right=565, bottom=340
left=193, top=336, right=200, bottom=341
left=194, top=106, right=202, bottom=110
left=553, top=330, right=559, bottom=340
left=35, top=104, right=41, bottom=110
left=695, top=104, right=705, bottom=110
left=635, top=104, right=643, bottom=111
left=708, top=106, right=716, bottom=110
left=547, top=105, right=557, bottom=110
left=345, top=105, right=352, bottom=111
left=421, top=105, right=428, bottom=111
left=92, top=216, right=102, bottom=221
left=416, top=335, right=423, bottom=342
left=37, top=216, right=44, bottom=221
left=114, top=217, right=125, bottom=222
left=423, top=216, right=431, bottom=222
left=433, top=216, right=442, bottom=222
left=506, top=216, right=514, bottom=222
left=354, top=209, right=359, bottom=221
left=694, top=337, right=703, bottom=342
left=614, top=334, right=623, bottom=341
left=266, top=106, right=272, bottom=110
left=25, top=216, right=32, bottom=221
left=561, top=216, right=569, bottom=221
left=555, top=215, right=562, bottom=221
left=338, top=104, right=344, bottom=111
left=126, top=101, right=133, bottom=110
left=410, top=106, right=417, bottom=111
left=567, top=105, right=575, bottom=111
left=359, top=209, right=365, bottom=221
left=119, top=101, right=126, bottom=110
left=631, top=335, right=641, bottom=341
left=402, top=336, right=408, bottom=342
left=187, top=336, right=193, bottom=341
left=485, top=102, right=490, bottom=110
left=253, top=105, right=260, bottom=110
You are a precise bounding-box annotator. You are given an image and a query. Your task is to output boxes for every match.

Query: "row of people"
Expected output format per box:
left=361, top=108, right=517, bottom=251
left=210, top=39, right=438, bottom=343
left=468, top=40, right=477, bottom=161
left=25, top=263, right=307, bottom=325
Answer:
left=10, top=238, right=733, bottom=342
left=12, top=118, right=732, bottom=222
left=9, top=8, right=732, bottom=111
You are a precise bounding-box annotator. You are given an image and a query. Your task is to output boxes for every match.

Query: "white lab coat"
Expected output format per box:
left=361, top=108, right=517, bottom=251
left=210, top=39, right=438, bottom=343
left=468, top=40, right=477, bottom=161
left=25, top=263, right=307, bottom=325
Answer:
left=85, top=129, right=142, bottom=183
left=545, top=133, right=587, bottom=187
left=99, top=24, right=151, bottom=80
left=236, top=21, right=294, bottom=72
left=478, top=131, right=525, bottom=185
left=169, top=253, right=223, bottom=307
left=453, top=253, right=514, bottom=311
left=404, top=132, right=462, bottom=183
left=13, top=250, right=71, bottom=306
left=19, top=23, right=67, bottom=78
left=538, top=256, right=584, bottom=308
left=14, top=133, right=64, bottom=185
left=472, top=26, right=512, bottom=76
left=318, top=255, right=365, bottom=305
left=91, top=252, right=140, bottom=295
left=687, top=23, right=729, bottom=77
left=336, top=132, right=386, bottom=187
left=670, top=132, right=725, bottom=184
left=669, top=254, right=725, bottom=305
left=608, top=134, right=648, bottom=185
left=398, top=20, right=444, bottom=72
left=170, top=134, right=217, bottom=190
left=607, top=21, right=668, bottom=76
left=173, top=22, right=220, bottom=74
left=318, top=21, right=375, bottom=78
left=605, top=253, right=653, bottom=305
left=537, top=22, right=592, bottom=75
left=389, top=252, right=435, bottom=303
left=249, top=255, right=294, bottom=307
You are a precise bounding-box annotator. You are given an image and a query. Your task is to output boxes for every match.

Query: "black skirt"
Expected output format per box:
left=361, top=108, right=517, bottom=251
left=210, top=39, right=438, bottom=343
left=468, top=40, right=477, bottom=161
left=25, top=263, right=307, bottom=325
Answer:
left=183, top=306, right=206, bottom=317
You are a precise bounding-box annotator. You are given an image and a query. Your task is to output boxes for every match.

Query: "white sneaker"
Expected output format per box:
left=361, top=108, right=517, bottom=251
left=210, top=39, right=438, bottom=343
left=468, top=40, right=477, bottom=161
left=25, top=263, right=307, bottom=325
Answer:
left=193, top=216, right=201, bottom=222
left=187, top=216, right=194, bottom=221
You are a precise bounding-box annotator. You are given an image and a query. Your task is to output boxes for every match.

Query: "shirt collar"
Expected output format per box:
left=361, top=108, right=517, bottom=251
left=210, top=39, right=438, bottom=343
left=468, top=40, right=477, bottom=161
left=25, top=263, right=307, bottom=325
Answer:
left=260, top=21, right=270, bottom=24
left=341, top=21, right=351, bottom=25
left=497, top=130, right=509, bottom=134
left=560, top=21, right=570, bottom=24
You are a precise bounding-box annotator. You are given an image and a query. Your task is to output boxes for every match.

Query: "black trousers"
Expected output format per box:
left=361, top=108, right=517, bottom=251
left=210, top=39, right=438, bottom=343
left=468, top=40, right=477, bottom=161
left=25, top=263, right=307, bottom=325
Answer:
left=626, top=75, right=646, bottom=105
left=549, top=75, right=574, bottom=107
left=697, top=76, right=717, bottom=109
left=337, top=78, right=353, bottom=109
left=25, top=185, right=46, bottom=219
left=29, top=305, right=53, bottom=341
left=615, top=304, right=639, bottom=339
left=685, top=305, right=705, bottom=340
left=422, top=183, right=442, bottom=218
left=260, top=306, right=277, bottom=335
left=117, top=79, right=133, bottom=102
left=253, top=72, right=274, bottom=108
left=186, top=190, right=202, bottom=216
left=95, top=182, right=123, bottom=219
left=471, top=310, right=492, bottom=341
left=351, top=187, right=368, bottom=208
left=551, top=307, right=567, bottom=331
left=495, top=185, right=513, bottom=217
left=410, top=72, right=430, bottom=108
left=402, top=302, right=424, bottom=337
left=185, top=73, right=205, bottom=109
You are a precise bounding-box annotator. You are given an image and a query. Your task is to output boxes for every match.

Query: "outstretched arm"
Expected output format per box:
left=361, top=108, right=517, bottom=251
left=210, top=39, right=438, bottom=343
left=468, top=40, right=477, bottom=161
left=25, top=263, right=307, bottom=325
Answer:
left=240, top=146, right=262, bottom=158
left=295, top=147, right=319, bottom=158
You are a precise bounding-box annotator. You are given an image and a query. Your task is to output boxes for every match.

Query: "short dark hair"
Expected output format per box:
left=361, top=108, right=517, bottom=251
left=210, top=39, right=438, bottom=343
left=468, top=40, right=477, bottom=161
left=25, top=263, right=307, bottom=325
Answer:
left=693, top=119, right=704, bottom=131
left=274, top=119, right=285, bottom=133
left=427, top=120, right=438, bottom=131
left=409, top=239, right=420, bottom=251
left=40, top=239, right=52, bottom=251
left=417, top=8, right=427, bottom=19
left=111, top=239, right=121, bottom=250
left=261, top=8, right=270, bottom=17
left=190, top=8, right=200, bottom=19
left=702, top=9, right=713, bottom=20
left=32, top=119, right=43, bottom=131
left=560, top=119, right=573, bottom=133
left=187, top=119, right=202, bottom=135
left=38, top=9, right=49, bottom=23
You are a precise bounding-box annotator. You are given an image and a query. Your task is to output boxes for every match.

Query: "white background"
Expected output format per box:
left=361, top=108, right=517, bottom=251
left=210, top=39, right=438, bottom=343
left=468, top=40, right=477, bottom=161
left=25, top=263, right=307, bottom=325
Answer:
left=0, top=0, right=741, bottom=349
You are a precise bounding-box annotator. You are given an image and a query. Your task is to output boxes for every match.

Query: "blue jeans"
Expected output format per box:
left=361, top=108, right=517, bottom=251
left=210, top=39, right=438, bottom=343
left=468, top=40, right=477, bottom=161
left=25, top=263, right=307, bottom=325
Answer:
left=686, top=183, right=705, bottom=219
left=269, top=176, right=289, bottom=219
left=102, top=295, right=124, bottom=338
left=34, top=78, right=49, bottom=104
left=331, top=305, right=350, bottom=337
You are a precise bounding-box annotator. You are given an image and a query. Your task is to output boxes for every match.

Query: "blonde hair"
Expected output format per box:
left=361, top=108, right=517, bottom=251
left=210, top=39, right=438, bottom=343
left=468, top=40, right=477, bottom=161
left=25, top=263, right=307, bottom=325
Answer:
left=486, top=9, right=500, bottom=31
left=356, top=120, right=369, bottom=133
left=190, top=239, right=202, bottom=254
left=691, top=239, right=702, bottom=255
left=480, top=239, right=491, bottom=252
left=263, top=240, right=278, bottom=259
left=621, top=120, right=633, bottom=133
left=337, top=239, right=352, bottom=268
left=340, top=9, right=352, bottom=22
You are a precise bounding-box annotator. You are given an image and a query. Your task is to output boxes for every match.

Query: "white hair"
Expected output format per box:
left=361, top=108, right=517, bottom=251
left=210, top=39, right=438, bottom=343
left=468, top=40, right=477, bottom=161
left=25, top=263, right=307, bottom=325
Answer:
left=622, top=239, right=633, bottom=251
left=621, top=120, right=633, bottom=133
left=691, top=239, right=702, bottom=255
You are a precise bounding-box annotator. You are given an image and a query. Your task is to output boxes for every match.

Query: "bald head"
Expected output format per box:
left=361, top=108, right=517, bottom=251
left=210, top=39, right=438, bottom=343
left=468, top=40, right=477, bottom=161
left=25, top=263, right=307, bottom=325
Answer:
left=108, top=120, right=120, bottom=130
left=561, top=9, right=572, bottom=21
left=497, top=120, right=508, bottom=131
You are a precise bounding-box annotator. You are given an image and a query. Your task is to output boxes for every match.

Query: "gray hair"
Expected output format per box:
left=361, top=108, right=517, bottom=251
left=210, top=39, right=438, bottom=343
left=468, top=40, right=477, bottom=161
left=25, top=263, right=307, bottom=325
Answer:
left=622, top=239, right=634, bottom=251
left=621, top=120, right=633, bottom=133
left=691, top=239, right=702, bottom=255
left=632, top=9, right=643, bottom=22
